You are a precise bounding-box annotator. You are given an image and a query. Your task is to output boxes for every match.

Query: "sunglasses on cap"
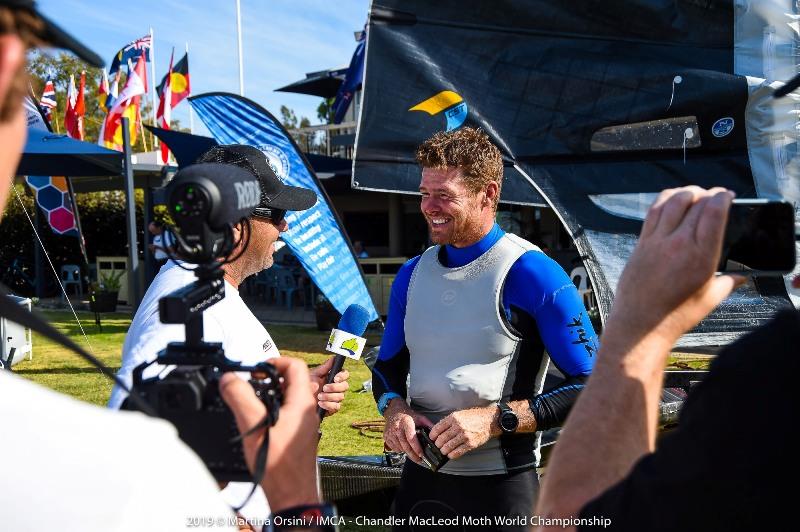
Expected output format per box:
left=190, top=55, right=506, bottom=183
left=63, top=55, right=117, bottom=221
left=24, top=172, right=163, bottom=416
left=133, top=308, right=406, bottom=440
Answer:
left=251, top=207, right=287, bottom=225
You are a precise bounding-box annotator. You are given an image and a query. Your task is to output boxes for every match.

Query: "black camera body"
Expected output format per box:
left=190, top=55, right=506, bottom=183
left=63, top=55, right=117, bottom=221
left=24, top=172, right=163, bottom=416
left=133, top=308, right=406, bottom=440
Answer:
left=121, top=163, right=281, bottom=482
left=123, top=352, right=282, bottom=481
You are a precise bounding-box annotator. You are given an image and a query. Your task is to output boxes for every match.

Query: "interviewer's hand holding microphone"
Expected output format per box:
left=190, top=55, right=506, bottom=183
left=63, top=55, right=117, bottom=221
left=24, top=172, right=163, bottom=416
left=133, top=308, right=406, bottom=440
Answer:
left=218, top=305, right=369, bottom=514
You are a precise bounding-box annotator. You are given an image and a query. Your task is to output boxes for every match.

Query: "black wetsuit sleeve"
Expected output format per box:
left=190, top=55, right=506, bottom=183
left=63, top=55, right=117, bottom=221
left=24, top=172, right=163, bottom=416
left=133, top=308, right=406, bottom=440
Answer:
left=528, top=374, right=589, bottom=431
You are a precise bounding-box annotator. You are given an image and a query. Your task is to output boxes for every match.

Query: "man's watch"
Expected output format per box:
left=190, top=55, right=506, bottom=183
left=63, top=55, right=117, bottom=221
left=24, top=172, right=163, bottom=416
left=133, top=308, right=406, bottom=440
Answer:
left=497, top=401, right=519, bottom=434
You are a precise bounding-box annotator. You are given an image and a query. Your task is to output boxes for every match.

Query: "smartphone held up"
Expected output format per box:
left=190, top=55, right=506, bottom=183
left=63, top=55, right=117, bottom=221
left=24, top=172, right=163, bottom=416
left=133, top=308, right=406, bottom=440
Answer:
left=717, top=199, right=796, bottom=275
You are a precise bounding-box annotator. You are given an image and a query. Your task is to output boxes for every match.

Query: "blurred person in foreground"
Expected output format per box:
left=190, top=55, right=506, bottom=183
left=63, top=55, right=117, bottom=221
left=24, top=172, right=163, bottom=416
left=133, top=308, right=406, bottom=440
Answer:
left=535, top=186, right=798, bottom=531
left=0, top=3, right=328, bottom=530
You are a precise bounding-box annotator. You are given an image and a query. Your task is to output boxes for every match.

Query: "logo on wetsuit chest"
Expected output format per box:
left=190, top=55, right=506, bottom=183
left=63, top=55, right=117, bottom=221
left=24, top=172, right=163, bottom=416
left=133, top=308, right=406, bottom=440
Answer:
left=441, top=289, right=457, bottom=306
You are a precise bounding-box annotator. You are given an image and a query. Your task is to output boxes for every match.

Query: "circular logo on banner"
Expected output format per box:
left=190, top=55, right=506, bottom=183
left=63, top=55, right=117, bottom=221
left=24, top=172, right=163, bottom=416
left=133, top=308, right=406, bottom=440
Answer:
left=258, top=144, right=290, bottom=181
left=711, top=117, right=734, bottom=138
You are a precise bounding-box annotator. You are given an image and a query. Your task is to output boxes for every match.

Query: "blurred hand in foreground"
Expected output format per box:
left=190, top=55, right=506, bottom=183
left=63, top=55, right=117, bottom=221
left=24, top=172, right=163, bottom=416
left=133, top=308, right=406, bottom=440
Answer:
left=535, top=186, right=745, bottom=530
left=220, top=357, right=320, bottom=513
left=605, top=186, right=744, bottom=348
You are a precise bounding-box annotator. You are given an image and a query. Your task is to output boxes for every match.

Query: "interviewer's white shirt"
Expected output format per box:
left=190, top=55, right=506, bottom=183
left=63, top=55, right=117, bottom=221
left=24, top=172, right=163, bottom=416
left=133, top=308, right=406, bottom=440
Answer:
left=109, top=261, right=280, bottom=409
left=0, top=371, right=237, bottom=531
left=108, top=260, right=279, bottom=521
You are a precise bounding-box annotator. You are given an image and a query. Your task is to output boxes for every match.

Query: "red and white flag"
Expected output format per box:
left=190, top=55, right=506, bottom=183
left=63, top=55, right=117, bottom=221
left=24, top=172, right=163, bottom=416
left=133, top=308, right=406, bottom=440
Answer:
left=64, top=72, right=85, bottom=140
left=156, top=49, right=174, bottom=164
left=100, top=54, right=147, bottom=149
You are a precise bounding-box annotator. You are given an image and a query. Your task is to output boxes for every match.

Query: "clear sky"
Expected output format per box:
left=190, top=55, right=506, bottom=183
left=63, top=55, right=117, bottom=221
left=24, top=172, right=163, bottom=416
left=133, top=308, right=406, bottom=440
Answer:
left=37, top=0, right=370, bottom=136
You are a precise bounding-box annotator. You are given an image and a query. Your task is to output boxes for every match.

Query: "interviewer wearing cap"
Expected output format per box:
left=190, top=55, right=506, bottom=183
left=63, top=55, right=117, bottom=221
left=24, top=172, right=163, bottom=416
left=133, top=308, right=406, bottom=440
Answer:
left=1, top=3, right=335, bottom=530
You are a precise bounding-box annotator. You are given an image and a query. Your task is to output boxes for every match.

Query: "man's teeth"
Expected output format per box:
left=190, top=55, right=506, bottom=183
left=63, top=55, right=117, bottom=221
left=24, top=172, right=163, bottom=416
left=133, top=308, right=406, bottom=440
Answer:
left=431, top=218, right=448, bottom=225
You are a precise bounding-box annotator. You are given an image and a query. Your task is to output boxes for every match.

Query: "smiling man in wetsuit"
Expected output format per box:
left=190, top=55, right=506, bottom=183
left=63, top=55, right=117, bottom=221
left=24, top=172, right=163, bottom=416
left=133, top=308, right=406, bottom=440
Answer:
left=372, top=127, right=599, bottom=531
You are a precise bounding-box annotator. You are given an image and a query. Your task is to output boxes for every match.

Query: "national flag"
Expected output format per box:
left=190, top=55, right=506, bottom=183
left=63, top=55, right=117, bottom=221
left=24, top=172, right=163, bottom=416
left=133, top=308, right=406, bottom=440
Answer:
left=39, top=77, right=56, bottom=122
left=332, top=26, right=366, bottom=124
left=105, top=71, right=120, bottom=112
left=156, top=50, right=174, bottom=164
left=156, top=52, right=190, bottom=107
left=64, top=72, right=85, bottom=140
left=98, top=69, right=109, bottom=112
left=108, top=34, right=151, bottom=77
left=100, top=54, right=147, bottom=150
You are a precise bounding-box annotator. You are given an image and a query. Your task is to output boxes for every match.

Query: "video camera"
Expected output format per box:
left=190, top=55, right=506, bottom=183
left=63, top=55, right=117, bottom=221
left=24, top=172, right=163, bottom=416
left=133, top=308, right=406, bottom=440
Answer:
left=121, top=163, right=282, bottom=482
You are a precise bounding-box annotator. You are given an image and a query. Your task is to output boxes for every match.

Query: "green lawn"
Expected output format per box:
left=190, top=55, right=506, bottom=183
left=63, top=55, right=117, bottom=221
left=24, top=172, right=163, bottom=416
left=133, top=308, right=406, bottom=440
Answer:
left=13, top=309, right=385, bottom=457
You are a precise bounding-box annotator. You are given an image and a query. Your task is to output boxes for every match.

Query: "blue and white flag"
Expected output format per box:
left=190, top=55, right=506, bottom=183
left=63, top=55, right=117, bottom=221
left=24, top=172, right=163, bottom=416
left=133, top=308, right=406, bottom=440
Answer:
left=332, top=26, right=366, bottom=124
left=190, top=92, right=379, bottom=322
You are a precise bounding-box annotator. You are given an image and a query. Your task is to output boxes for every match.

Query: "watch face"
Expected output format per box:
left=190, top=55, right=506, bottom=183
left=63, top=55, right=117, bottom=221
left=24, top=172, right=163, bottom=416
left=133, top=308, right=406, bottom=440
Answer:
left=501, top=411, right=519, bottom=432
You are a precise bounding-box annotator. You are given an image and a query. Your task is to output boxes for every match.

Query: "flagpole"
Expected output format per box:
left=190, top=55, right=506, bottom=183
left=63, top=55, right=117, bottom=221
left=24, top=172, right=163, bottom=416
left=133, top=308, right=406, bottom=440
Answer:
left=149, top=27, right=158, bottom=151
left=186, top=42, right=194, bottom=134
left=138, top=105, right=149, bottom=152
left=236, top=0, right=244, bottom=96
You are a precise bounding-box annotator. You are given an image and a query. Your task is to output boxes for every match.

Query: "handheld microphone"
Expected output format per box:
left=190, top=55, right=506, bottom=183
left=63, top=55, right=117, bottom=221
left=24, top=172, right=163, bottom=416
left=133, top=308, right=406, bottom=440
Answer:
left=317, top=304, right=370, bottom=419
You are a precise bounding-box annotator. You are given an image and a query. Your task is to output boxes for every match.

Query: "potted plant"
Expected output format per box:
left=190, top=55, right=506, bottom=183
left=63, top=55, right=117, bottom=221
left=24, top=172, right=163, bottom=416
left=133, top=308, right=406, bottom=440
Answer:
left=90, top=270, right=123, bottom=312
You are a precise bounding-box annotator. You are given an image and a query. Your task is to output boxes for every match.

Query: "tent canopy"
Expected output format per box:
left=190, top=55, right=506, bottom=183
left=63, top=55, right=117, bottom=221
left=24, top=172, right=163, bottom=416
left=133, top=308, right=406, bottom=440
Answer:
left=18, top=128, right=124, bottom=177
left=275, top=67, right=348, bottom=98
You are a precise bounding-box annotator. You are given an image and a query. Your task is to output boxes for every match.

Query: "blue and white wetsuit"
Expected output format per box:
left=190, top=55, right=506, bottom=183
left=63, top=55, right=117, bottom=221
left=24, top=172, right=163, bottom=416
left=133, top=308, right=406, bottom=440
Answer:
left=373, top=224, right=598, bottom=474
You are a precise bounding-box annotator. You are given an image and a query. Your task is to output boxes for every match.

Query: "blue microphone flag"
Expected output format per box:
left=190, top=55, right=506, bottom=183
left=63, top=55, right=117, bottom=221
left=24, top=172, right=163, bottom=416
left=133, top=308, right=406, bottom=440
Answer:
left=189, top=93, right=379, bottom=322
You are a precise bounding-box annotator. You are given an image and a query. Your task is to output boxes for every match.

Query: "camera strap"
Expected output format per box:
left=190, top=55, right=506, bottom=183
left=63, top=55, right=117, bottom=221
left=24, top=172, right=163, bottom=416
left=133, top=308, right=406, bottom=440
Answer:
left=0, top=290, right=155, bottom=415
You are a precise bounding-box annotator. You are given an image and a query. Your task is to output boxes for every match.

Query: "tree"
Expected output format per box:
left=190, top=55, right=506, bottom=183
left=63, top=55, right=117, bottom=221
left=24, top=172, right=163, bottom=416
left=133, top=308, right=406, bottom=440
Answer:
left=279, top=105, right=299, bottom=129
left=317, top=97, right=334, bottom=124
left=279, top=105, right=312, bottom=147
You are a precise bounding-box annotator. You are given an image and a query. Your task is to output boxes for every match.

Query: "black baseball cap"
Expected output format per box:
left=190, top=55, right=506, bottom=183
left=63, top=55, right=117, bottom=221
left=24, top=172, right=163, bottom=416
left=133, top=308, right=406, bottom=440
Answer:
left=197, top=144, right=317, bottom=214
left=1, top=0, right=103, bottom=67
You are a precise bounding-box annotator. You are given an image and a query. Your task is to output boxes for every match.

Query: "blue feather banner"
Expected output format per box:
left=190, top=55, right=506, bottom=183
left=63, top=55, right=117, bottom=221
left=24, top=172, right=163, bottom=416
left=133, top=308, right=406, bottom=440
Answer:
left=190, top=92, right=379, bottom=322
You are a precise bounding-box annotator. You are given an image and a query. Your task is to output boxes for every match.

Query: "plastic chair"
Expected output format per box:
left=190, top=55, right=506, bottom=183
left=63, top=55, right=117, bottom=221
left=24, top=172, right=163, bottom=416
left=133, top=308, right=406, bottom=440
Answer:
left=274, top=268, right=300, bottom=310
left=60, top=264, right=82, bottom=302
left=569, top=266, right=596, bottom=310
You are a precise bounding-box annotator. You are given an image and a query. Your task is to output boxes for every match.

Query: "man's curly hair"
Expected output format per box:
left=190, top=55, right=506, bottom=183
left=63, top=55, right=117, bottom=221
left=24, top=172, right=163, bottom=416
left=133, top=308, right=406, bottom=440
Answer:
left=415, top=127, right=503, bottom=209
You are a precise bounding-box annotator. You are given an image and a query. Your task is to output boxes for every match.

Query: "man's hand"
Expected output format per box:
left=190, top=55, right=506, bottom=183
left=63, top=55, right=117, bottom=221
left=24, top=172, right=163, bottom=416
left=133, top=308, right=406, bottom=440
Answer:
left=219, top=357, right=320, bottom=513
left=429, top=405, right=497, bottom=460
left=606, top=186, right=744, bottom=349
left=308, top=357, right=350, bottom=415
left=383, top=399, right=432, bottom=464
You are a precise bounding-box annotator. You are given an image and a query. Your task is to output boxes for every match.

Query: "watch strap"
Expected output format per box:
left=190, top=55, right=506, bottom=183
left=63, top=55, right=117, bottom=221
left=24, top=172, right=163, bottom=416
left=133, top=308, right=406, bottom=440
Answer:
left=377, top=392, right=402, bottom=416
